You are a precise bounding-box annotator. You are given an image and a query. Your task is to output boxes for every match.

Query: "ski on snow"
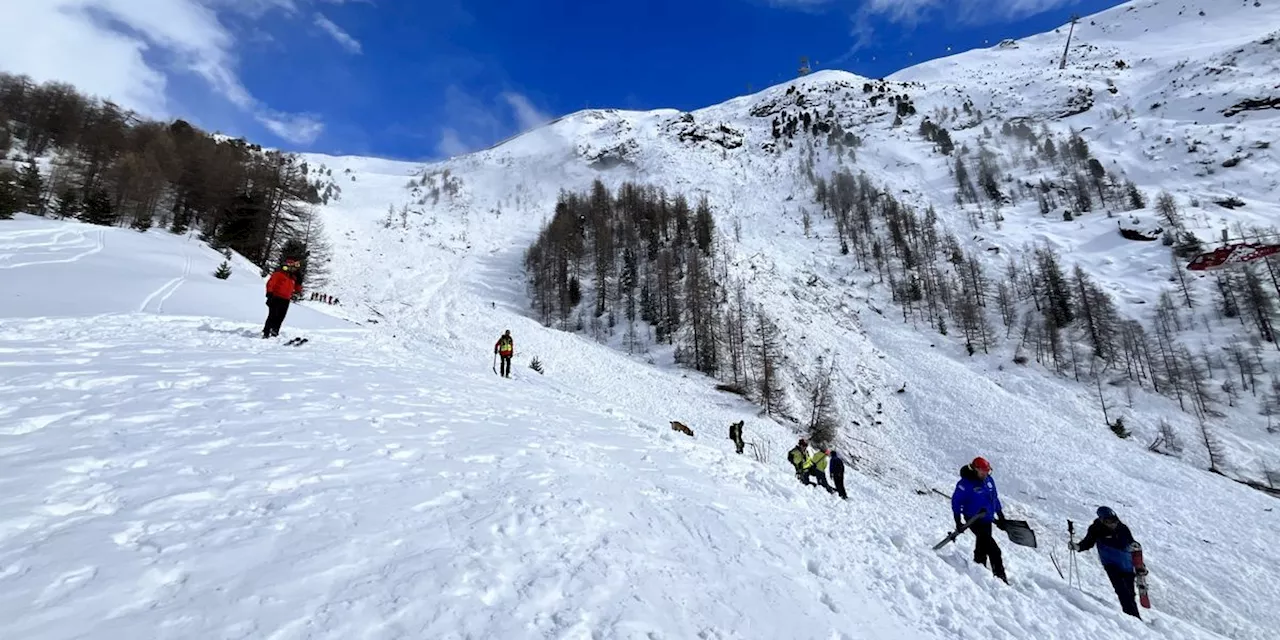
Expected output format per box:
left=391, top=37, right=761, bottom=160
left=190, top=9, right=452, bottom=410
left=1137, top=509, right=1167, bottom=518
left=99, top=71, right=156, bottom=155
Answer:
left=1131, top=542, right=1152, bottom=609
left=282, top=337, right=309, bottom=346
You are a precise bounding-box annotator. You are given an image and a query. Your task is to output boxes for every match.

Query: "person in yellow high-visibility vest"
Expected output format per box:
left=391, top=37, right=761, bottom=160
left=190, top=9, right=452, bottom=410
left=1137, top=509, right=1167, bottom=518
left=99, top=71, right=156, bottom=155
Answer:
left=801, top=449, right=836, bottom=494
left=787, top=438, right=809, bottom=481
left=494, top=330, right=514, bottom=378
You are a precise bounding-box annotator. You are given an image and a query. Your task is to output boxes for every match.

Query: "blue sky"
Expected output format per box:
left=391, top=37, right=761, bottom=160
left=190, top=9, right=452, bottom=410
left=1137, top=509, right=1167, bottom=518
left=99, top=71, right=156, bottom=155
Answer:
left=7, top=0, right=1126, bottom=160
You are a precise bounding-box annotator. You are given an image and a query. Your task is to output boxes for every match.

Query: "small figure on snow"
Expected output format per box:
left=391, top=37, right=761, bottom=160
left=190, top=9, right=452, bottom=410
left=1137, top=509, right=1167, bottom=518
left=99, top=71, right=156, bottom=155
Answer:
left=787, top=438, right=809, bottom=482
left=1071, top=506, right=1142, bottom=619
left=494, top=330, right=514, bottom=378
left=801, top=448, right=836, bottom=494
left=263, top=258, right=302, bottom=339
left=951, top=456, right=1008, bottom=583
left=829, top=449, right=848, bottom=500
left=728, top=420, right=745, bottom=454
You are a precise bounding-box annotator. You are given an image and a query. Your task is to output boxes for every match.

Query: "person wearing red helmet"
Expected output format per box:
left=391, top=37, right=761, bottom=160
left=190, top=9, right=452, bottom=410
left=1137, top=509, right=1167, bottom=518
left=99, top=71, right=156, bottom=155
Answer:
left=951, top=456, right=1008, bottom=583
left=263, top=258, right=303, bottom=338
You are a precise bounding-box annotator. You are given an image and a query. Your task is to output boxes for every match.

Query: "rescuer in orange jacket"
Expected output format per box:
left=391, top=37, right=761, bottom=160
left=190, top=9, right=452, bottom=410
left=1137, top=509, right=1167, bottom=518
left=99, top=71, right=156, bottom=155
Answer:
left=263, top=258, right=303, bottom=338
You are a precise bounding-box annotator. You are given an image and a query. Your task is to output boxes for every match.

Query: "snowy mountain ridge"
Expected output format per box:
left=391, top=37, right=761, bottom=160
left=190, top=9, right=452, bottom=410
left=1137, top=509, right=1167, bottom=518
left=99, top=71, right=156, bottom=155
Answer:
left=4, top=0, right=1280, bottom=638
left=321, top=0, right=1280, bottom=479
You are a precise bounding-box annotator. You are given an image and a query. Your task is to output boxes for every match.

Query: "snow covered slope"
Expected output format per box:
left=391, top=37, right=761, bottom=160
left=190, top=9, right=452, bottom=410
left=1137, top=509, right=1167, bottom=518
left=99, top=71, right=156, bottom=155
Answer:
left=6, top=211, right=1275, bottom=640
left=5, top=0, right=1280, bottom=638
left=289, top=0, right=1280, bottom=637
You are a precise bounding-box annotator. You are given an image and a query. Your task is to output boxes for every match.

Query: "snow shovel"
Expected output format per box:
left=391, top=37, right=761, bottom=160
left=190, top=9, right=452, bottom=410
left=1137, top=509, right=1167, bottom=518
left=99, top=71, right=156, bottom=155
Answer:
left=932, top=510, right=986, bottom=550
left=998, top=520, right=1038, bottom=548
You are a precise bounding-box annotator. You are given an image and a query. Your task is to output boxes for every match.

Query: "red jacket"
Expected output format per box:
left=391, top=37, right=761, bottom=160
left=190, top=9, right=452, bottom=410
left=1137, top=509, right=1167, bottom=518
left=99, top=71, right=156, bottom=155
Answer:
left=266, top=270, right=300, bottom=299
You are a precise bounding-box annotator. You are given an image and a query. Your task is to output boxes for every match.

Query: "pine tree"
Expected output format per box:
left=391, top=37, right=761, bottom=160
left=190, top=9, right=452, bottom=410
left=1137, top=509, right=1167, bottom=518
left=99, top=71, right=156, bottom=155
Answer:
left=1124, top=181, right=1146, bottom=210
left=214, top=260, right=232, bottom=280
left=17, top=158, right=44, bottom=215
left=1263, top=376, right=1280, bottom=431
left=1036, top=247, right=1074, bottom=328
left=0, top=169, right=17, bottom=220
left=954, top=157, right=978, bottom=204
left=754, top=310, right=787, bottom=417
left=1073, top=266, right=1118, bottom=361
left=297, top=208, right=334, bottom=290
left=53, top=186, right=80, bottom=220
left=976, top=150, right=1003, bottom=204
left=1155, top=192, right=1180, bottom=227
left=1241, top=266, right=1276, bottom=343
left=803, top=362, right=839, bottom=446
left=131, top=214, right=153, bottom=232
left=79, top=188, right=116, bottom=226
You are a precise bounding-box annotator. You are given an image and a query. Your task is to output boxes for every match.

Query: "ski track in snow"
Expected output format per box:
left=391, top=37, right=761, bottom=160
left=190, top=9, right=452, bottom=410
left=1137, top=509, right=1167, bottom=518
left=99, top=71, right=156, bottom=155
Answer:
left=139, top=248, right=192, bottom=314
left=0, top=226, right=105, bottom=270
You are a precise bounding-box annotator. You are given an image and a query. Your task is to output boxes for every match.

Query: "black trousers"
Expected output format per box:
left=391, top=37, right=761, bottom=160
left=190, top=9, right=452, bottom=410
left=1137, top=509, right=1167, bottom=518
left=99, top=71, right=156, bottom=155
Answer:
left=832, top=469, right=847, bottom=499
left=264, top=296, right=290, bottom=337
left=803, top=468, right=834, bottom=493
left=1105, top=565, right=1141, bottom=618
left=969, top=520, right=1006, bottom=581
left=498, top=354, right=512, bottom=377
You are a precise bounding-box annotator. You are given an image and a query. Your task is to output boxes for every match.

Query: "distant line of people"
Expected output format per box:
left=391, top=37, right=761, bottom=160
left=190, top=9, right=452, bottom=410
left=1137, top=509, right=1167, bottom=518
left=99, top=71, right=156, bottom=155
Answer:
left=309, top=292, right=341, bottom=305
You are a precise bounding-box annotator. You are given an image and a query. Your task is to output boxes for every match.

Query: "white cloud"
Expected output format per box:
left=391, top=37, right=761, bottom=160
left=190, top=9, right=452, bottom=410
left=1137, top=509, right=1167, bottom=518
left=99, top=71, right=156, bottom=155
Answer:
left=501, top=92, right=550, bottom=132
left=758, top=0, right=1081, bottom=52
left=435, top=128, right=470, bottom=158
left=259, top=111, right=326, bottom=144
left=431, top=86, right=552, bottom=158
left=830, top=0, right=1080, bottom=52
left=314, top=13, right=362, bottom=54
left=0, top=0, right=337, bottom=145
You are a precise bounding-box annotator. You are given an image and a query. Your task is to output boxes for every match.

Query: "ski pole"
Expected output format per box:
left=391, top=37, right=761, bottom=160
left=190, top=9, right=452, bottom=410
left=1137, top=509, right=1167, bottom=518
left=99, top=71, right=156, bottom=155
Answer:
left=1067, top=519, right=1080, bottom=590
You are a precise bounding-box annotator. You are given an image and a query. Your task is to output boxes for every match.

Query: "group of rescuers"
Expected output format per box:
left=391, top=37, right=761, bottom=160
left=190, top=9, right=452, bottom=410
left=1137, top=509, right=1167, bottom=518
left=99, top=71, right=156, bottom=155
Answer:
left=781, top=436, right=1144, bottom=619
left=259, top=265, right=1147, bottom=623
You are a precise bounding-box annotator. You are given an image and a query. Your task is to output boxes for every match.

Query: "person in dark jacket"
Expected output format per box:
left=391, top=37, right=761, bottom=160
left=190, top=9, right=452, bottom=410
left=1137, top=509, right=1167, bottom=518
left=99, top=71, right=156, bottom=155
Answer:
left=787, top=438, right=808, bottom=481
left=263, top=258, right=302, bottom=338
left=1072, top=506, right=1141, bottom=619
left=950, top=456, right=1008, bottom=582
left=728, top=421, right=745, bottom=455
left=829, top=450, right=848, bottom=499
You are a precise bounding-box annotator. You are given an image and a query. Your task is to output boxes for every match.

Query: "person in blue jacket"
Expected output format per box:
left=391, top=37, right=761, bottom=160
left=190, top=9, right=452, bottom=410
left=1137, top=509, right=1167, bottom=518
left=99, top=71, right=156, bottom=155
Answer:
left=950, top=456, right=1008, bottom=582
left=1072, top=506, right=1141, bottom=619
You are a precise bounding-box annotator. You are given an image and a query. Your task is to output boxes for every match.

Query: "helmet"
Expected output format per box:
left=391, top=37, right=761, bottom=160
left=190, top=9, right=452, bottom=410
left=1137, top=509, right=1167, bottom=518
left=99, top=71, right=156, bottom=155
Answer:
left=283, top=258, right=300, bottom=271
left=504, top=329, right=511, bottom=336
left=971, top=457, right=992, bottom=472
left=1097, top=506, right=1117, bottom=520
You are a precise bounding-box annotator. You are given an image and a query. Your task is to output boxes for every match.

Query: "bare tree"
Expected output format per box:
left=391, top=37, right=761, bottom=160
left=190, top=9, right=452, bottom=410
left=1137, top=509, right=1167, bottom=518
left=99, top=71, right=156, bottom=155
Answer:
left=753, top=310, right=787, bottom=417
left=1147, top=418, right=1183, bottom=456
left=802, top=361, right=839, bottom=446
